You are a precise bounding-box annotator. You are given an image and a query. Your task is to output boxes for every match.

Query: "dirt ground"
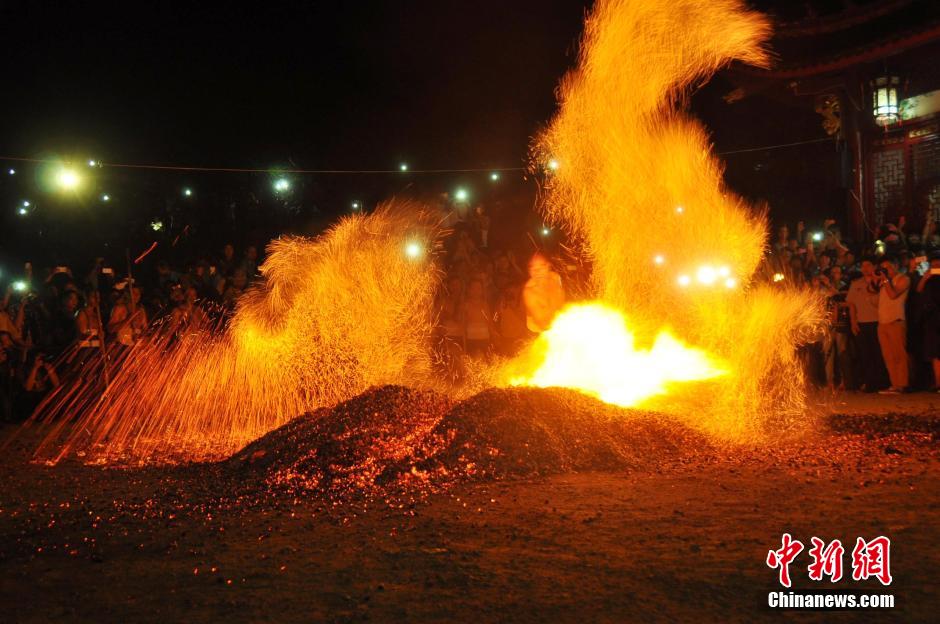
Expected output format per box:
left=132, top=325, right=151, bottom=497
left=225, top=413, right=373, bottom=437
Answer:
left=1, top=391, right=938, bottom=623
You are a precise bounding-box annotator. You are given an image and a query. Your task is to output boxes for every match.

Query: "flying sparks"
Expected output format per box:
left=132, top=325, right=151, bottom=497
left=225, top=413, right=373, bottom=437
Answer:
left=517, top=0, right=823, bottom=437
left=29, top=0, right=825, bottom=465
left=31, top=204, right=442, bottom=463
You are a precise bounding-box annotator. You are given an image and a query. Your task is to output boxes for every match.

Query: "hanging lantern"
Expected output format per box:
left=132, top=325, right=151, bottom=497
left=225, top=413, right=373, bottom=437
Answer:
left=871, top=76, right=900, bottom=126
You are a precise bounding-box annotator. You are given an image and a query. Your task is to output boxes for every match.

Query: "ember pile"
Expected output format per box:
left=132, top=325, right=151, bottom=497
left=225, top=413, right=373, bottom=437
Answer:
left=226, top=385, right=712, bottom=503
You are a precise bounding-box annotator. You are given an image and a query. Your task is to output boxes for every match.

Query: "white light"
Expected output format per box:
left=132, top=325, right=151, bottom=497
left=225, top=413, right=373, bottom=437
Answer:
left=541, top=227, right=551, bottom=236
left=696, top=265, right=717, bottom=285
left=454, top=188, right=469, bottom=202
left=872, top=76, right=900, bottom=126
left=183, top=188, right=193, bottom=197
left=675, top=206, right=684, bottom=214
left=12, top=280, right=27, bottom=292
left=812, top=232, right=823, bottom=242
left=490, top=172, right=500, bottom=181
left=405, top=241, right=423, bottom=259
left=677, top=274, right=691, bottom=287
left=724, top=277, right=737, bottom=289
left=717, top=266, right=730, bottom=278
left=102, top=194, right=110, bottom=202
left=22, top=200, right=30, bottom=207
left=273, top=178, right=291, bottom=192
left=8, top=169, right=14, bottom=175
left=399, top=163, right=409, bottom=172
left=88, top=159, right=97, bottom=167
left=56, top=168, right=81, bottom=190
left=151, top=220, right=164, bottom=231
left=18, top=207, right=28, bottom=216
left=547, top=159, right=559, bottom=171
left=351, top=201, right=361, bottom=210
left=653, top=254, right=665, bottom=265
left=773, top=273, right=785, bottom=283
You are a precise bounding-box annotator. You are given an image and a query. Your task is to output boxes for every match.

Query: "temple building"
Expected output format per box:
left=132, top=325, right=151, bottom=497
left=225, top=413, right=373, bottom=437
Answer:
left=730, top=0, right=940, bottom=241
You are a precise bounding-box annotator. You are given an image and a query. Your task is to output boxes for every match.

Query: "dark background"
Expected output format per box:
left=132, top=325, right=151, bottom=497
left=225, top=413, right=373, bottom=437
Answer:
left=0, top=0, right=843, bottom=273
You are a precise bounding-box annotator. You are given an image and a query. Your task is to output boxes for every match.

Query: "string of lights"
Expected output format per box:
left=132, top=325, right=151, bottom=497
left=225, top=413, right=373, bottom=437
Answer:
left=0, top=135, right=832, bottom=177
left=0, top=155, right=524, bottom=175
left=718, top=136, right=832, bottom=155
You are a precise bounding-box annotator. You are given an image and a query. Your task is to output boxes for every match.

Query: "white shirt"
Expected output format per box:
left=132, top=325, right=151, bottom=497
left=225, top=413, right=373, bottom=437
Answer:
left=877, top=275, right=908, bottom=323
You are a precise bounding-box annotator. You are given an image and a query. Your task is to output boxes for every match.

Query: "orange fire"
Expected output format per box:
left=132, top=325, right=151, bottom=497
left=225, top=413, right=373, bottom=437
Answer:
left=517, top=0, right=823, bottom=436
left=26, top=0, right=825, bottom=465
left=510, top=302, right=725, bottom=407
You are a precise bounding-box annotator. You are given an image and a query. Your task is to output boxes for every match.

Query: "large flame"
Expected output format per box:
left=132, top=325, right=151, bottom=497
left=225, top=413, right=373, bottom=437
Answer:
left=508, top=0, right=823, bottom=436
left=510, top=303, right=725, bottom=407
left=27, top=0, right=825, bottom=464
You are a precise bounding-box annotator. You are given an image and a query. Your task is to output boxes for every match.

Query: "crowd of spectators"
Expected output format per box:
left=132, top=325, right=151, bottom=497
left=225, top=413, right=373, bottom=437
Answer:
left=434, top=206, right=552, bottom=379
left=770, top=212, right=940, bottom=394
left=0, top=243, right=262, bottom=420
left=2, top=206, right=939, bottom=422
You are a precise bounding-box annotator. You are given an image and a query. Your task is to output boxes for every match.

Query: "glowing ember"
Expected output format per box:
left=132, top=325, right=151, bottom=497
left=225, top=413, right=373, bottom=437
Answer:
left=510, top=303, right=725, bottom=407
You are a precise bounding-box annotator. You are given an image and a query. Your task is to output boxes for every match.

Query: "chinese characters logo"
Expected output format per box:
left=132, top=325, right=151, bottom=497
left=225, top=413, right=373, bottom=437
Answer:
left=767, top=534, right=891, bottom=587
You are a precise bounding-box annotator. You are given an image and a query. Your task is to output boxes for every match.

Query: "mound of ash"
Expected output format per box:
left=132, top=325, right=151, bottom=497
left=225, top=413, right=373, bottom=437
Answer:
left=226, top=385, right=712, bottom=501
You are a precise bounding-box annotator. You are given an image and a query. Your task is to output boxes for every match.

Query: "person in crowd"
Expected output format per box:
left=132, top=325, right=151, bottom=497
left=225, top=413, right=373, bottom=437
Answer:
left=523, top=253, right=565, bottom=333
left=155, top=260, right=180, bottom=291
left=821, top=267, right=852, bottom=391
left=469, top=252, right=495, bottom=305
left=492, top=251, right=525, bottom=293
left=788, top=254, right=807, bottom=288
left=450, top=229, right=477, bottom=267
left=50, top=290, right=80, bottom=353
left=905, top=249, right=928, bottom=389
left=0, top=286, right=25, bottom=344
left=473, top=206, right=491, bottom=249
left=21, top=351, right=59, bottom=396
left=847, top=257, right=887, bottom=392
left=169, top=286, right=205, bottom=333
left=916, top=251, right=940, bottom=391
left=71, top=290, right=104, bottom=374
left=923, top=211, right=939, bottom=249
left=820, top=220, right=849, bottom=254
left=773, top=225, right=789, bottom=252
left=12, top=349, right=60, bottom=420
left=222, top=268, right=249, bottom=307
left=841, top=250, right=857, bottom=274
left=0, top=333, right=15, bottom=421
left=493, top=283, right=529, bottom=356
left=875, top=256, right=911, bottom=394
left=188, top=260, right=217, bottom=301
left=218, top=243, right=237, bottom=278
left=239, top=245, right=260, bottom=281
left=108, top=286, right=147, bottom=346
left=76, top=290, right=103, bottom=348
left=462, top=278, right=493, bottom=357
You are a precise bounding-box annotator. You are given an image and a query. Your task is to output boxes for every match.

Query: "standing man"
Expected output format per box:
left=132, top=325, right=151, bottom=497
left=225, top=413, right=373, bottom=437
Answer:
left=875, top=256, right=911, bottom=394
left=524, top=253, right=565, bottom=333
left=847, top=257, right=887, bottom=392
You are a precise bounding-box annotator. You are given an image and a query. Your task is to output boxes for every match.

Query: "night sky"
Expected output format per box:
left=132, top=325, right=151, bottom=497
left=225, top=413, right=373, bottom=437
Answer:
left=0, top=1, right=588, bottom=169
left=0, top=0, right=847, bottom=267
